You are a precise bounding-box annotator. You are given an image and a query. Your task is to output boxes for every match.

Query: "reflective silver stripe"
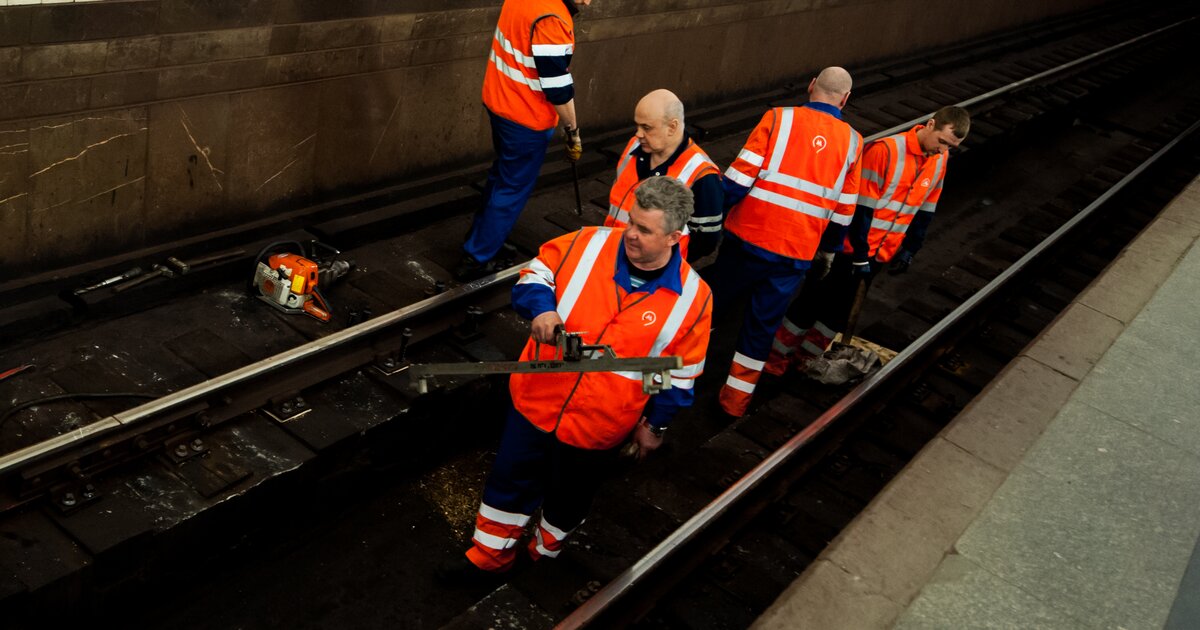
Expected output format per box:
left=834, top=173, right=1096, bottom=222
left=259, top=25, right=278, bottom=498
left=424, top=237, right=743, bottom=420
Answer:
left=878, top=135, right=907, bottom=208
left=615, top=142, right=638, bottom=179
left=724, top=374, right=756, bottom=394
left=690, top=223, right=723, bottom=233
left=610, top=371, right=642, bottom=381
left=539, top=73, right=573, bottom=89
left=856, top=193, right=882, bottom=207
left=837, top=192, right=858, bottom=205
left=480, top=503, right=532, bottom=527
left=531, top=43, right=573, bottom=56
left=780, top=317, right=804, bottom=336
left=489, top=50, right=542, bottom=92
left=830, top=131, right=861, bottom=197
left=861, top=168, right=885, bottom=187
left=737, top=149, right=764, bottom=167
left=759, top=170, right=841, bottom=204
left=771, top=337, right=793, bottom=354
left=669, top=377, right=695, bottom=390
left=540, top=515, right=570, bottom=540
left=649, top=268, right=701, bottom=357
left=725, top=167, right=755, bottom=188
left=517, top=258, right=555, bottom=289
left=828, top=210, right=852, bottom=226
left=919, top=202, right=937, bottom=213
left=608, top=204, right=629, bottom=226
left=767, top=108, right=794, bottom=174
left=473, top=528, right=520, bottom=550
left=672, top=360, right=704, bottom=379
left=690, top=214, right=722, bottom=224
left=871, top=217, right=910, bottom=234
left=748, top=187, right=835, bottom=223
left=813, top=320, right=836, bottom=337
left=732, top=351, right=764, bottom=372
left=800, top=340, right=826, bottom=356
left=557, top=229, right=613, bottom=321
left=494, top=28, right=536, bottom=69
left=674, top=153, right=713, bottom=184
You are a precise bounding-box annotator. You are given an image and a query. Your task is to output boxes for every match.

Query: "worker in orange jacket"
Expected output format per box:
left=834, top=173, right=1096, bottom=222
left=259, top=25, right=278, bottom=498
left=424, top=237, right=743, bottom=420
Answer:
left=441, top=176, right=712, bottom=583
left=705, top=67, right=863, bottom=417
left=605, top=89, right=724, bottom=261
left=767, top=106, right=971, bottom=374
left=457, top=0, right=591, bottom=281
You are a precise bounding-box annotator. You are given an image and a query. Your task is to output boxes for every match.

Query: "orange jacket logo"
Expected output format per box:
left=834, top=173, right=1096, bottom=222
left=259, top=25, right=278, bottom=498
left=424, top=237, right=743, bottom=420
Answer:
left=642, top=311, right=657, bottom=326
left=812, top=135, right=828, bottom=153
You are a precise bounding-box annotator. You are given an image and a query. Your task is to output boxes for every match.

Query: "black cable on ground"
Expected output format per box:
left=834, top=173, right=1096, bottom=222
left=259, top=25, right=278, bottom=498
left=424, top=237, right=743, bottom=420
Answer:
left=0, top=392, right=160, bottom=429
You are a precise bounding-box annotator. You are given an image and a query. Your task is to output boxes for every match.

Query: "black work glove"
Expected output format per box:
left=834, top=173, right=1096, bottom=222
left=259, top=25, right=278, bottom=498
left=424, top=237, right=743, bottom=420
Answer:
left=810, top=250, right=835, bottom=280
left=888, top=249, right=914, bottom=275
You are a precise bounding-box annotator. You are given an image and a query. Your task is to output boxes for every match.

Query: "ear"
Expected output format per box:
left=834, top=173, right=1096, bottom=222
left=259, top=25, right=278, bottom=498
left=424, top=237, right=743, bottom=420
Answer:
left=666, top=230, right=683, bottom=247
left=808, top=78, right=817, bottom=94
left=926, top=118, right=937, bottom=129
left=839, top=91, right=850, bottom=109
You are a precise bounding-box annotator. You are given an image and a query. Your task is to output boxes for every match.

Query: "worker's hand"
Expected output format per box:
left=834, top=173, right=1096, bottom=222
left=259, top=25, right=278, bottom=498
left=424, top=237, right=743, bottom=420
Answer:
left=531, top=311, right=564, bottom=344
left=563, top=126, right=582, bottom=162
left=888, top=249, right=914, bottom=275
left=810, top=250, right=835, bottom=280
left=632, top=421, right=664, bottom=461
left=852, top=260, right=872, bottom=276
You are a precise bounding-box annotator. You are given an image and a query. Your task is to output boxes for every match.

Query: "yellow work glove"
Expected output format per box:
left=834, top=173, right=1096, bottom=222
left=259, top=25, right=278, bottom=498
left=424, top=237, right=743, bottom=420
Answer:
left=563, top=126, right=582, bottom=162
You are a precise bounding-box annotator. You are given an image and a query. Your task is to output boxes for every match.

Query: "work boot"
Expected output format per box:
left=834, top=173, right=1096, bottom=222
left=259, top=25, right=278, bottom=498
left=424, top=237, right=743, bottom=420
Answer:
left=435, top=555, right=509, bottom=587
left=453, top=254, right=494, bottom=282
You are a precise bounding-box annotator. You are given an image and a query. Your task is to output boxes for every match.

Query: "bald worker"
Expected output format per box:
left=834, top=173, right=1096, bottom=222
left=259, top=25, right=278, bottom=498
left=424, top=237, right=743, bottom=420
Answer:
left=706, top=67, right=864, bottom=417
left=605, top=89, right=723, bottom=261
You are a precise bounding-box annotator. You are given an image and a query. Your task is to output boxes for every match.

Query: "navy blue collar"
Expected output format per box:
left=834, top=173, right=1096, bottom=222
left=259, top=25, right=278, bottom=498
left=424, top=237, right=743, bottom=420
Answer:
left=614, top=240, right=684, bottom=295
left=803, top=101, right=843, bottom=120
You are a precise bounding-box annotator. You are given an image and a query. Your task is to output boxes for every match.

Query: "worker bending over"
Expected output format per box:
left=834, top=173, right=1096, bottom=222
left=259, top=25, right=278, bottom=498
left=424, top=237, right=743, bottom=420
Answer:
left=767, top=106, right=971, bottom=374
left=605, top=89, right=724, bottom=261
left=442, top=176, right=712, bottom=582
left=457, top=0, right=592, bottom=281
left=705, top=67, right=863, bottom=417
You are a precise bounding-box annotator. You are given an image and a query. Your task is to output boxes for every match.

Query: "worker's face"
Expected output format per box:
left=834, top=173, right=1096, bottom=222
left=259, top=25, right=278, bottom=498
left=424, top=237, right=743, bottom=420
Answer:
left=575, top=0, right=592, bottom=6
left=634, top=106, right=678, bottom=155
left=920, top=121, right=963, bottom=156
left=623, top=203, right=681, bottom=269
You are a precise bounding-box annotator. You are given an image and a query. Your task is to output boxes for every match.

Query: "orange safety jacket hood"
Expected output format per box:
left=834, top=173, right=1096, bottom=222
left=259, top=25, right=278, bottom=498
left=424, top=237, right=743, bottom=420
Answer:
left=848, top=125, right=946, bottom=263
left=723, top=106, right=863, bottom=261
left=510, top=227, right=712, bottom=450
left=482, top=0, right=574, bottom=131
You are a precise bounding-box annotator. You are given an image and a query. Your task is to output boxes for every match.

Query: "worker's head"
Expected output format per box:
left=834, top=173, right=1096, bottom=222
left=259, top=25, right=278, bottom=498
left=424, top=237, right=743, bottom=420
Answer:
left=917, top=106, right=971, bottom=156
left=634, top=89, right=685, bottom=156
left=624, top=176, right=693, bottom=270
left=808, top=67, right=853, bottom=110
left=575, top=0, right=593, bottom=6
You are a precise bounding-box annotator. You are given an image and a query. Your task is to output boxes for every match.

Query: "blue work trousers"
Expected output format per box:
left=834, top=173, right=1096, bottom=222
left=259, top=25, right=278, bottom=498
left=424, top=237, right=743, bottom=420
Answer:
left=706, top=240, right=808, bottom=361
left=481, top=405, right=618, bottom=534
left=463, top=111, right=554, bottom=263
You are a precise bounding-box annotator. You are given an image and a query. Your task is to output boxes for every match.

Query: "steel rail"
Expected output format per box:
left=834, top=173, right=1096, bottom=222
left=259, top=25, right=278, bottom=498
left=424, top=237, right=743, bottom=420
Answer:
left=556, top=35, right=1200, bottom=630
left=0, top=267, right=521, bottom=477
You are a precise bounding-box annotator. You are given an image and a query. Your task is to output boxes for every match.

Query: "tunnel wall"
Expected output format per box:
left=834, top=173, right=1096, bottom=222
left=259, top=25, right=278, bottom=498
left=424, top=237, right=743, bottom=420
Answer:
left=0, top=0, right=1115, bottom=274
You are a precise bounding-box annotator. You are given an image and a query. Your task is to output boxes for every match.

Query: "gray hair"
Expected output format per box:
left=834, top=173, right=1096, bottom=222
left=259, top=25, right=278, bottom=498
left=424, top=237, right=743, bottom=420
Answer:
left=634, top=176, right=694, bottom=233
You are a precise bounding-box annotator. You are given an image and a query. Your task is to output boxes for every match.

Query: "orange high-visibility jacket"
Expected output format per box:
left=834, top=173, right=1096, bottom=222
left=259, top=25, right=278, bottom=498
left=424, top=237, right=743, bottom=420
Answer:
left=510, top=227, right=712, bottom=450
left=849, top=125, right=947, bottom=263
left=724, top=106, right=862, bottom=261
left=605, top=136, right=720, bottom=228
left=481, top=0, right=574, bottom=131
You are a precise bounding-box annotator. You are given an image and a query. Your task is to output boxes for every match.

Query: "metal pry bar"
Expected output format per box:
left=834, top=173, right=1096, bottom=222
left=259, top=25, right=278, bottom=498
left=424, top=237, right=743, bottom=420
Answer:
left=408, top=355, right=682, bottom=395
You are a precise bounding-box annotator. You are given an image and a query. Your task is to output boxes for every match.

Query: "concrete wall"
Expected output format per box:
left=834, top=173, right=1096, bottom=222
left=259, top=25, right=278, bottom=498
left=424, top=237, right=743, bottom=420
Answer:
left=0, top=0, right=1114, bottom=274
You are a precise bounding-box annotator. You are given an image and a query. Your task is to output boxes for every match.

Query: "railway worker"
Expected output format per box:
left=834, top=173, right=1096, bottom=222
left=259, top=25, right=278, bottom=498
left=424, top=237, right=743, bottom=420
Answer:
left=455, top=0, right=592, bottom=281
left=705, top=66, right=863, bottom=418
left=605, top=89, right=724, bottom=261
left=442, top=176, right=712, bottom=582
left=765, top=106, right=971, bottom=375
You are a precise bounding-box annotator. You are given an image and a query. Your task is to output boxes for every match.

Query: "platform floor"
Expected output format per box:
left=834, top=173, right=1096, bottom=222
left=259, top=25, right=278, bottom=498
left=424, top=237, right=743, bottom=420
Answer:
left=753, top=175, right=1200, bottom=630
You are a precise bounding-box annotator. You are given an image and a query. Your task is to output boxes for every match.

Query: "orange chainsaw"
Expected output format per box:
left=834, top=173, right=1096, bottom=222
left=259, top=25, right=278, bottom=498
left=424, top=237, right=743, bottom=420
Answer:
left=252, top=241, right=351, bottom=322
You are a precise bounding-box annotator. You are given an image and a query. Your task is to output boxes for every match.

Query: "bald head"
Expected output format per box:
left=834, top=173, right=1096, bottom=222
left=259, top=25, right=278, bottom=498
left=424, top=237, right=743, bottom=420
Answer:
left=809, top=66, right=853, bottom=108
left=634, top=88, right=686, bottom=160
left=636, top=89, right=685, bottom=127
